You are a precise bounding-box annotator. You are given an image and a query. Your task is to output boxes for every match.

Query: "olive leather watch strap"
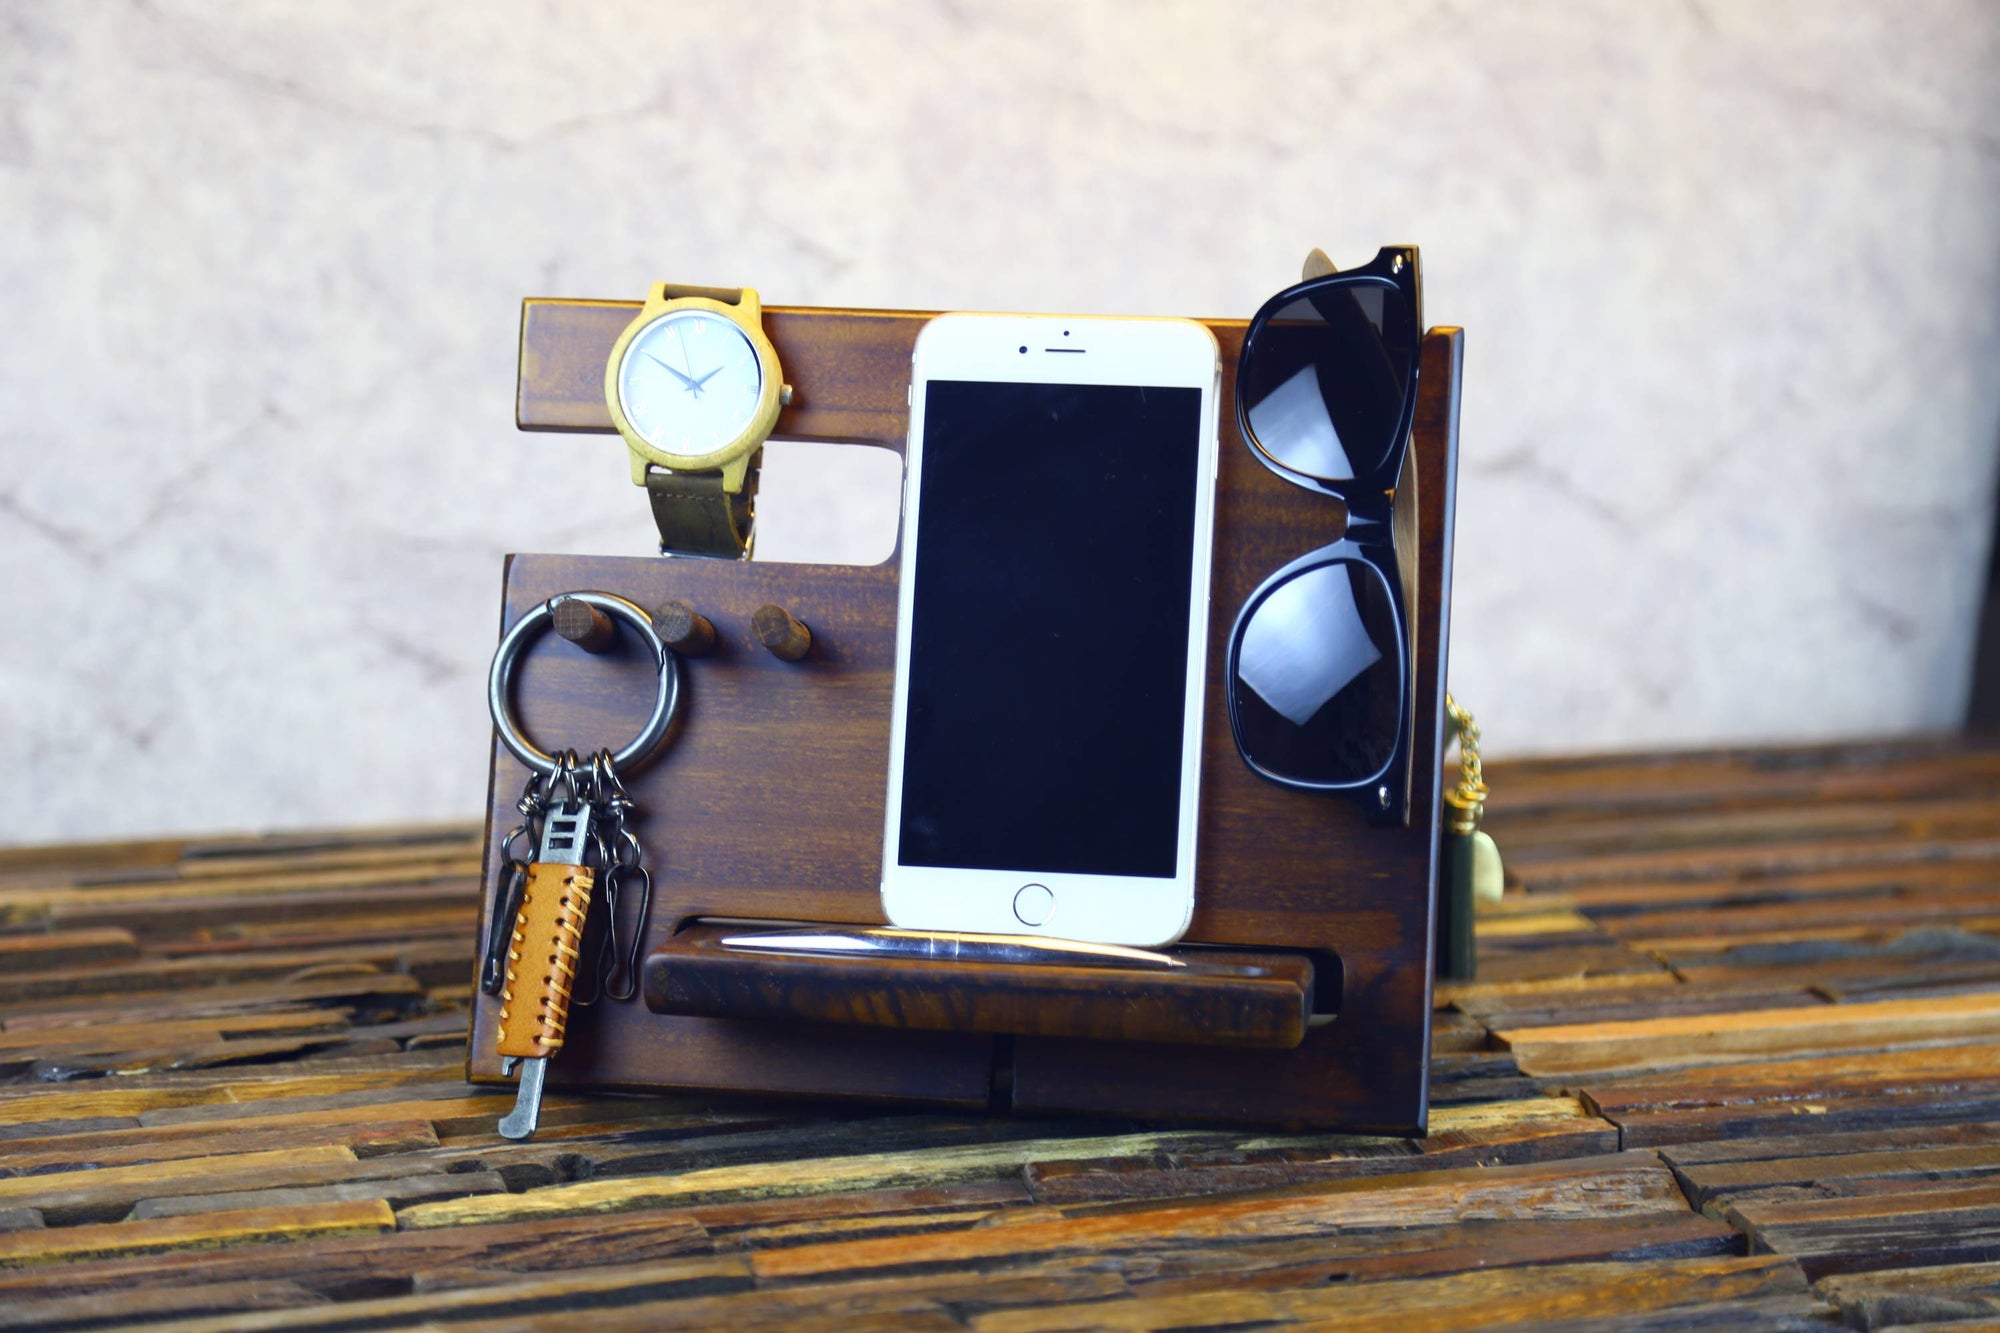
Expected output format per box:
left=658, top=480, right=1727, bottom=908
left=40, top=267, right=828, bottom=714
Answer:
left=645, top=455, right=760, bottom=558
left=658, top=281, right=747, bottom=305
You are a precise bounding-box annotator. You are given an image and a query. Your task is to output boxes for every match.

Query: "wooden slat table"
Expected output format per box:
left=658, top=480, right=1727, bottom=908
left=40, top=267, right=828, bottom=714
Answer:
left=2, top=740, right=1998, bottom=1329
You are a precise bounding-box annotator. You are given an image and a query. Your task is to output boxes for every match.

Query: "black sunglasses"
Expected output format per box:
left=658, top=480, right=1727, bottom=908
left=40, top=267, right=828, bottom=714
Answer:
left=1226, top=246, right=1422, bottom=824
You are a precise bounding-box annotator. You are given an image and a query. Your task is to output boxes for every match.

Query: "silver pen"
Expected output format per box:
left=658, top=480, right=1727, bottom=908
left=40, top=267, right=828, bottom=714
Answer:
left=713, top=926, right=1185, bottom=970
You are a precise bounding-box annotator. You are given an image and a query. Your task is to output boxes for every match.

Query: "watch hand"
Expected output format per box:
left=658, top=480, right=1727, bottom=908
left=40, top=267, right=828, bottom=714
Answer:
left=676, top=339, right=705, bottom=395
left=644, top=353, right=701, bottom=392
left=691, top=366, right=725, bottom=389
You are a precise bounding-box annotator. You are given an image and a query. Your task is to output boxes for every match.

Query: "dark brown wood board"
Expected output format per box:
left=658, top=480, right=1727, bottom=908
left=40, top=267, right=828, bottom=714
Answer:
left=471, top=302, right=1464, bottom=1132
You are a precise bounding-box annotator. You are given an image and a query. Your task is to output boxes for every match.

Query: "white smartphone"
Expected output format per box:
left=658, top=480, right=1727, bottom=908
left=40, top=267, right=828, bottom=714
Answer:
left=880, top=312, right=1223, bottom=947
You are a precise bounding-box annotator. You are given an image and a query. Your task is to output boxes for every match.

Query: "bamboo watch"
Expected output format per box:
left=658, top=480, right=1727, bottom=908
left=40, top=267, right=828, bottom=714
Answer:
left=604, top=283, right=791, bottom=558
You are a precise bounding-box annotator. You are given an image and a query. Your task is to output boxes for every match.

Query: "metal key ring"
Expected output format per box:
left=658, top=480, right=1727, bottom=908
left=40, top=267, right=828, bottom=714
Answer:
left=488, top=592, right=680, bottom=778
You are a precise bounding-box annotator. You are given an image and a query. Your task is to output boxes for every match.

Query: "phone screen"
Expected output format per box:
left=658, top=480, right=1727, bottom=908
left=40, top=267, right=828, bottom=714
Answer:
left=898, top=379, right=1204, bottom=879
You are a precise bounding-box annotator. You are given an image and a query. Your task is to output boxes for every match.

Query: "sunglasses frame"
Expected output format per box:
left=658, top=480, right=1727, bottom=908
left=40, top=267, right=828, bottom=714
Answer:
left=1226, top=246, right=1423, bottom=822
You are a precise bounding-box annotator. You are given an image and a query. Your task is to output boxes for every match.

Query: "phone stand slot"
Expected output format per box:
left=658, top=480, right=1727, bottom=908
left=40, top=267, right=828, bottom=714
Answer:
left=645, top=922, right=1315, bottom=1049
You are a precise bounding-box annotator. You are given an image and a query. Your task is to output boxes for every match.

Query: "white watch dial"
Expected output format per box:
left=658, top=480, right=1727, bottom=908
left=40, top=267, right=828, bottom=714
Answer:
left=616, top=310, right=764, bottom=457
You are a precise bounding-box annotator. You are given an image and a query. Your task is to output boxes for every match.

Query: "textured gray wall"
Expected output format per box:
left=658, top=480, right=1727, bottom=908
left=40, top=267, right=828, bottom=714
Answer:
left=2, top=2, right=1998, bottom=843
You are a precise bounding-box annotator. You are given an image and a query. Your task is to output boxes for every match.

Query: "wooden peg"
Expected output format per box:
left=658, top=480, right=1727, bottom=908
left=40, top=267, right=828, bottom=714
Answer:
left=651, top=600, right=717, bottom=657
left=551, top=597, right=617, bottom=653
left=752, top=604, right=813, bottom=662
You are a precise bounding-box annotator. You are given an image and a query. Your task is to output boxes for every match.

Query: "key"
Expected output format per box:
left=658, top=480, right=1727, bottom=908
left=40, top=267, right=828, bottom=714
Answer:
left=495, top=799, right=596, bottom=1140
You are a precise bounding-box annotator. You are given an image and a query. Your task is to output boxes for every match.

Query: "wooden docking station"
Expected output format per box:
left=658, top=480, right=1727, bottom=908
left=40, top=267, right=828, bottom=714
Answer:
left=471, top=298, right=1463, bottom=1133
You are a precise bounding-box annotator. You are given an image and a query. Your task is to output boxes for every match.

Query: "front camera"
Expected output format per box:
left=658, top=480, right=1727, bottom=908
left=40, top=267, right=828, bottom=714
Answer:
left=1018, top=345, right=1027, bottom=354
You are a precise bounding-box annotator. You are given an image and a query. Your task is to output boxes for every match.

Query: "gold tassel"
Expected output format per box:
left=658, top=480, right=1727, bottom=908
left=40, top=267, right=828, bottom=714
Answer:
left=1438, top=694, right=1504, bottom=980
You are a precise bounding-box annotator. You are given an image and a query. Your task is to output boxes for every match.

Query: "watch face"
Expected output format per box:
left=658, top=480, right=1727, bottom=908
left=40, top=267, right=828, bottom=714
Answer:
left=615, top=310, right=765, bottom=456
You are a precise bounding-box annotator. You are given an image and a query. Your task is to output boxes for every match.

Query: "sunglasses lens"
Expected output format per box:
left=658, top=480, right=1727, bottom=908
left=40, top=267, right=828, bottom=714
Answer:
left=1233, top=558, right=1402, bottom=786
left=1241, top=282, right=1416, bottom=482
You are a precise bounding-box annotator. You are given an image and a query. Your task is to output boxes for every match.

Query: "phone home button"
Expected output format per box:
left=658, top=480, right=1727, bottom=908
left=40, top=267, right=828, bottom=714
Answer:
left=1013, top=883, right=1055, bottom=927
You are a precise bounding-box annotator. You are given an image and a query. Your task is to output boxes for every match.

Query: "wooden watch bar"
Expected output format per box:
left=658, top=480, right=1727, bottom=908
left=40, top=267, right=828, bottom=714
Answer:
left=482, top=297, right=1462, bottom=1131
left=518, top=299, right=925, bottom=447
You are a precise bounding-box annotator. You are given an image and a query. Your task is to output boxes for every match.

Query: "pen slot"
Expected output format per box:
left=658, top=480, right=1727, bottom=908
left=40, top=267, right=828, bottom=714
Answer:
left=643, top=919, right=1318, bottom=1050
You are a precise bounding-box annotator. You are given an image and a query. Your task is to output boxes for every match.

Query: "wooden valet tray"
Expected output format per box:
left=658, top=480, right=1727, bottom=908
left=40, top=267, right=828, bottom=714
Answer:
left=468, top=301, right=1462, bottom=1133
